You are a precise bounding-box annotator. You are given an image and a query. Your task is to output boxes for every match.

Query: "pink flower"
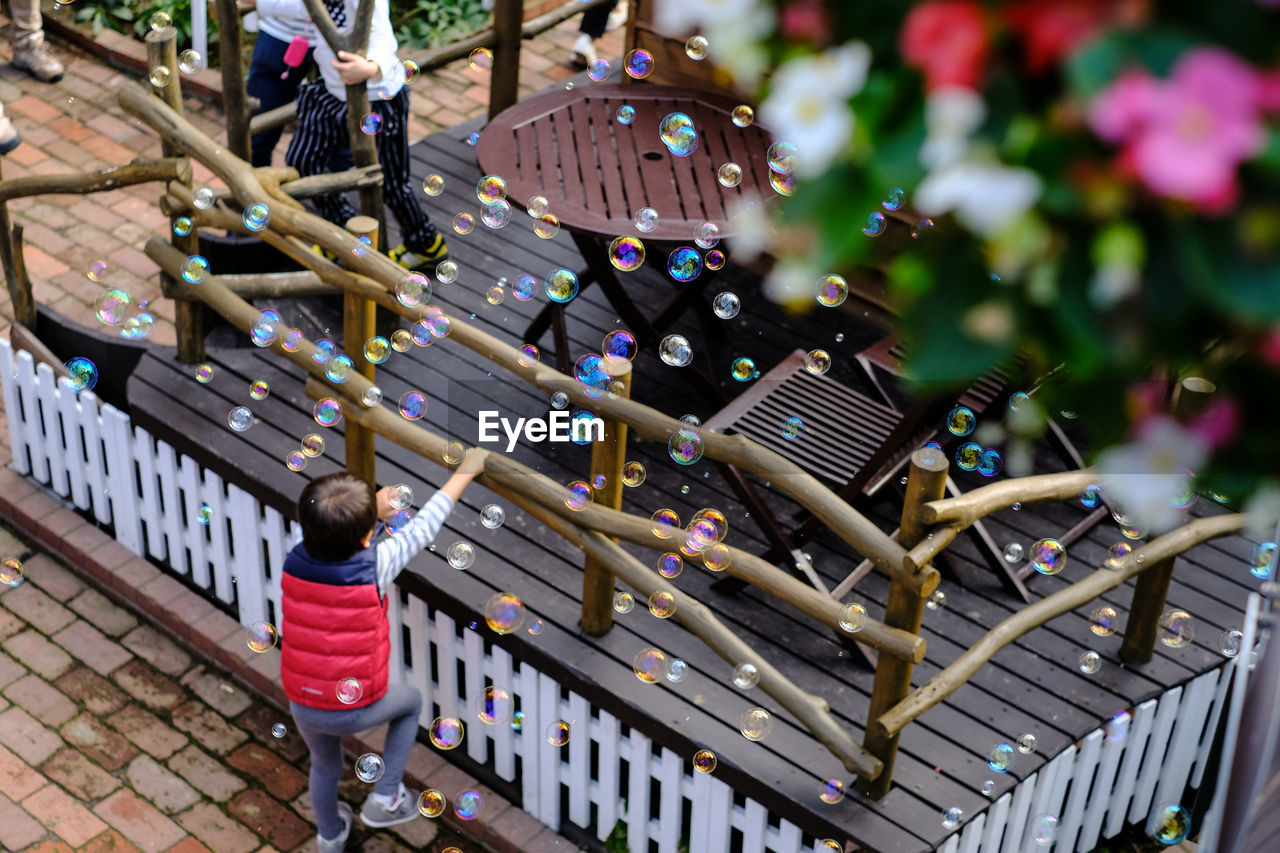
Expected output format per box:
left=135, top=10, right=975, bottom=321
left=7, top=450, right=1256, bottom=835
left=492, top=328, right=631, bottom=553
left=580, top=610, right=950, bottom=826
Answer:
left=779, top=0, right=831, bottom=45
left=900, top=1, right=989, bottom=92
left=1088, top=48, right=1265, bottom=209
left=1005, top=0, right=1113, bottom=73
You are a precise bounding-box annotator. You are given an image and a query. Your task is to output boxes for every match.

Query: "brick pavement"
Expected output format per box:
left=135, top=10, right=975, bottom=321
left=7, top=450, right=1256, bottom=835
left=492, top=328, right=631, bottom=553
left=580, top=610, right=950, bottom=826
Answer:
left=0, top=10, right=623, bottom=346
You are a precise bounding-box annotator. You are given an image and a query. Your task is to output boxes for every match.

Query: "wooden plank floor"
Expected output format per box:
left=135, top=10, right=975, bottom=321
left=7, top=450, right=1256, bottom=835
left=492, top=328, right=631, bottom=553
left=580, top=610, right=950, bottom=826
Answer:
left=123, top=118, right=1264, bottom=852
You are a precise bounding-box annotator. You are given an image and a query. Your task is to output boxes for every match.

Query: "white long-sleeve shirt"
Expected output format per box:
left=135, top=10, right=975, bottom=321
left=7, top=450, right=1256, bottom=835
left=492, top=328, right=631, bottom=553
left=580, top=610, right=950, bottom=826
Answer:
left=256, top=0, right=407, bottom=102
left=374, top=490, right=453, bottom=596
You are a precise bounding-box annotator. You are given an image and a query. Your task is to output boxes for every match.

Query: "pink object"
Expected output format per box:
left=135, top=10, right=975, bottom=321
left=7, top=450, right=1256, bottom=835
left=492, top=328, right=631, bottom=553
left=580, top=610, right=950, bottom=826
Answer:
left=1088, top=47, right=1264, bottom=210
left=280, top=35, right=309, bottom=79
left=899, top=0, right=989, bottom=92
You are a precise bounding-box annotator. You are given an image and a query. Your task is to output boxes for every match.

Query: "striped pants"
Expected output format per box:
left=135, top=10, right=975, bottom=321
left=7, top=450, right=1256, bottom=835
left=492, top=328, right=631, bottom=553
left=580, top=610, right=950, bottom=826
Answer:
left=286, top=83, right=437, bottom=251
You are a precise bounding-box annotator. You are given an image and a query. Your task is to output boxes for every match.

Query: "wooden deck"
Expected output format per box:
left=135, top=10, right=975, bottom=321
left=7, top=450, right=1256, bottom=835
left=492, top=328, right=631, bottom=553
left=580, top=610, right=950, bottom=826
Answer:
left=121, top=119, right=1264, bottom=852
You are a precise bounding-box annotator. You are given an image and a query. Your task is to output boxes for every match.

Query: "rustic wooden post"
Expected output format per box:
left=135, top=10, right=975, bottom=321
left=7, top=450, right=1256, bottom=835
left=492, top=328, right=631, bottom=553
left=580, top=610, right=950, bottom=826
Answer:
left=859, top=446, right=948, bottom=797
left=0, top=162, right=34, bottom=328
left=1120, top=376, right=1216, bottom=664
left=146, top=26, right=206, bottom=364
left=580, top=359, right=632, bottom=635
left=215, top=0, right=252, bottom=161
left=489, top=0, right=522, bottom=120
left=343, top=215, right=379, bottom=484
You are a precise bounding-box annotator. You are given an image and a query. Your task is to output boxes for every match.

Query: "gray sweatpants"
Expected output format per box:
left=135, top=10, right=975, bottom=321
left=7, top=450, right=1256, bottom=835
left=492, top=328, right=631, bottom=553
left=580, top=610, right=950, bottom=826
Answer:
left=290, top=683, right=423, bottom=840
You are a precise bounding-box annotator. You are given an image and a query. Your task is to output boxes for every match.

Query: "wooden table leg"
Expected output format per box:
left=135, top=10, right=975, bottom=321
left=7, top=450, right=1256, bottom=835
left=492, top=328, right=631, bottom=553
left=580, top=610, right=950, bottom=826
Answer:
left=570, top=231, right=658, bottom=345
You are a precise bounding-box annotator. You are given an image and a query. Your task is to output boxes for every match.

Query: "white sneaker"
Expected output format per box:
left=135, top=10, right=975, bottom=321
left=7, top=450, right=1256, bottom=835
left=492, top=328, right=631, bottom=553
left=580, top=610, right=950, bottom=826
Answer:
left=571, top=34, right=596, bottom=69
left=606, top=1, right=629, bottom=32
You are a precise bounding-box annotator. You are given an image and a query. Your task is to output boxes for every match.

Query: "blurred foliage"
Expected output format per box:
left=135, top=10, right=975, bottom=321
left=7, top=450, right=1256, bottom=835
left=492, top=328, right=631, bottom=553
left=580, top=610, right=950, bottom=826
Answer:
left=396, top=0, right=490, bottom=50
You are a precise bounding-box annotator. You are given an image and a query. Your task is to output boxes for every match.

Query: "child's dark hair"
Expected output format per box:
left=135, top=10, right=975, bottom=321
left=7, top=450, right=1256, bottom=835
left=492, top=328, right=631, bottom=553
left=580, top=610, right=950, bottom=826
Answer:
left=298, top=472, right=376, bottom=561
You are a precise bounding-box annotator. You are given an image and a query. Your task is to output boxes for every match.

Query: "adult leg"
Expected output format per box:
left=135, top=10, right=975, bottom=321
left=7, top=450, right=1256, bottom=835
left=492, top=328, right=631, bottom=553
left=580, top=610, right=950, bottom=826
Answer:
left=9, top=0, right=63, bottom=83
left=579, top=0, right=619, bottom=38
left=291, top=719, right=347, bottom=840
left=0, top=101, right=21, bottom=154
left=286, top=84, right=360, bottom=226
left=373, top=90, right=439, bottom=253
left=246, top=33, right=311, bottom=168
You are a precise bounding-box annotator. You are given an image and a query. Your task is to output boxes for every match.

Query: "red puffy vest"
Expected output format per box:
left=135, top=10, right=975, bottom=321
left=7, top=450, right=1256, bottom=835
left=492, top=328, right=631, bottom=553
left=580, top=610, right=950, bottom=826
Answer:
left=279, top=544, right=390, bottom=711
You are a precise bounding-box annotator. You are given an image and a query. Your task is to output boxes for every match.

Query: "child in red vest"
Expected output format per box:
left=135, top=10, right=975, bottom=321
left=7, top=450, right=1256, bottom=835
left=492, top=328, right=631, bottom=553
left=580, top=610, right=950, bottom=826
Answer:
left=281, top=449, right=485, bottom=851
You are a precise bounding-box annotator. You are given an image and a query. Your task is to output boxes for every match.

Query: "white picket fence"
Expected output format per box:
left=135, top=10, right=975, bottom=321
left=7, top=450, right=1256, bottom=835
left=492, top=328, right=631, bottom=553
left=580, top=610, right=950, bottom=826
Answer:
left=1, top=338, right=1231, bottom=853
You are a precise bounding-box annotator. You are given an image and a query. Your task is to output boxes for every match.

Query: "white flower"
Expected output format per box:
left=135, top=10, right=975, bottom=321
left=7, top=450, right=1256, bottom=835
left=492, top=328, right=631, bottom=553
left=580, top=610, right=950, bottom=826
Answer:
left=914, top=160, right=1042, bottom=238
left=1243, top=485, right=1280, bottom=543
left=1097, top=417, right=1210, bottom=534
left=759, top=43, right=871, bottom=177
left=725, top=194, right=770, bottom=262
left=654, top=0, right=763, bottom=37
left=920, top=87, right=985, bottom=169
left=701, top=17, right=772, bottom=89
left=763, top=260, right=821, bottom=306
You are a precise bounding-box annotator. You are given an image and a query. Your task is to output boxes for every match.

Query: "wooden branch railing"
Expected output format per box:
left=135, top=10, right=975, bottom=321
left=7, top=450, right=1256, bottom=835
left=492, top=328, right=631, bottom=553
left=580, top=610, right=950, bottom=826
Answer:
left=0, top=157, right=188, bottom=203
left=873, top=511, right=1262, bottom=740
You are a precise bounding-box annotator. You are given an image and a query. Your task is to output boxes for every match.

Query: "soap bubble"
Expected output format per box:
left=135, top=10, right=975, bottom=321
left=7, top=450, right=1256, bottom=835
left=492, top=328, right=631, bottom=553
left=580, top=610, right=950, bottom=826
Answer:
left=181, top=254, right=209, bottom=284
left=467, top=132, right=480, bottom=146
left=403, top=60, right=420, bottom=83
left=361, top=386, right=383, bottom=407
left=927, top=590, right=947, bottom=610
left=1249, top=541, right=1276, bottom=579
left=730, top=357, right=758, bottom=382
left=246, top=621, right=277, bottom=652
left=942, top=806, right=963, bottom=830
left=977, top=448, right=1003, bottom=477
left=717, top=162, right=742, bottom=187
left=1106, top=542, right=1133, bottom=568
left=195, top=504, right=212, bottom=526
left=396, top=272, right=430, bottom=307
left=652, top=509, right=681, bottom=538
left=669, top=428, right=704, bottom=465
left=423, top=174, right=444, bottom=196
left=564, top=480, right=593, bottom=510
left=624, top=49, right=653, bottom=79
left=1, top=559, right=23, bottom=587
left=1106, top=711, right=1131, bottom=741
left=149, top=65, right=171, bottom=88
left=194, top=364, right=214, bottom=383
left=1079, top=650, right=1102, bottom=673
left=363, top=336, right=390, bottom=364
left=634, top=207, right=659, bottom=233
left=1219, top=628, right=1243, bottom=657
left=469, top=47, right=493, bottom=71
left=447, top=541, right=475, bottom=570
left=816, top=274, right=848, bottom=307
left=271, top=722, right=286, bottom=738
left=713, top=292, right=740, bottom=319
left=480, top=504, right=505, bottom=529
left=1081, top=484, right=1102, bottom=508
left=398, top=391, right=427, bottom=421
left=546, top=721, right=571, bottom=746
left=659, top=112, right=698, bottom=157
left=474, top=685, right=514, bottom=725
left=980, top=780, right=995, bottom=797
left=545, top=268, right=579, bottom=303
left=1031, top=815, right=1058, bottom=846
left=247, top=380, right=269, bottom=401
left=178, top=49, right=202, bottom=73
left=1003, top=542, right=1023, bottom=563
left=608, top=235, right=645, bottom=271
left=527, top=619, right=543, bottom=635
left=335, top=677, right=363, bottom=704
left=613, top=591, right=634, bottom=613
left=482, top=199, right=513, bottom=229
left=150, top=11, right=172, bottom=29
left=955, top=442, right=982, bottom=471
left=355, top=753, right=385, bottom=782
left=418, top=789, right=446, bottom=818
left=947, top=406, right=976, bottom=436
left=648, top=591, right=676, bottom=619
left=1158, top=610, right=1194, bottom=647
left=739, top=708, right=772, bottom=741
left=512, top=274, right=538, bottom=301
left=1016, top=733, right=1038, bottom=754
left=732, top=105, right=754, bottom=127
left=173, top=217, right=193, bottom=236
left=387, top=485, right=413, bottom=511
left=193, top=187, right=215, bottom=209
left=1150, top=804, right=1190, bottom=845
left=634, top=647, right=668, bottom=683
left=659, top=334, right=693, bottom=366
left=805, top=349, right=831, bottom=375
left=301, top=433, right=326, bottom=457
left=63, top=357, right=99, bottom=393
left=615, top=104, right=636, bottom=125
left=655, top=553, right=683, bottom=579
left=534, top=213, right=561, bottom=238
left=475, top=175, right=507, bottom=205
left=861, top=211, right=887, bottom=236
left=94, top=289, right=131, bottom=325
left=359, top=113, right=382, bottom=135
left=692, top=750, right=717, bottom=773
left=1030, top=539, right=1066, bottom=575
left=435, top=260, right=459, bottom=284
left=986, top=743, right=1015, bottom=773
left=1089, top=606, right=1118, bottom=637
left=838, top=603, right=866, bottom=633
left=227, top=406, right=253, bottom=432
left=733, top=662, right=759, bottom=689
left=588, top=57, right=611, bottom=81
left=429, top=716, right=465, bottom=749
left=454, top=790, right=484, bottom=821
left=684, top=34, right=709, bottom=59
left=819, top=779, right=845, bottom=805
left=667, top=247, right=702, bottom=282
left=242, top=202, right=270, bottom=232
left=285, top=451, right=307, bottom=471
left=695, top=223, right=720, bottom=250
left=453, top=212, right=475, bottom=234
left=483, top=593, right=526, bottom=634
